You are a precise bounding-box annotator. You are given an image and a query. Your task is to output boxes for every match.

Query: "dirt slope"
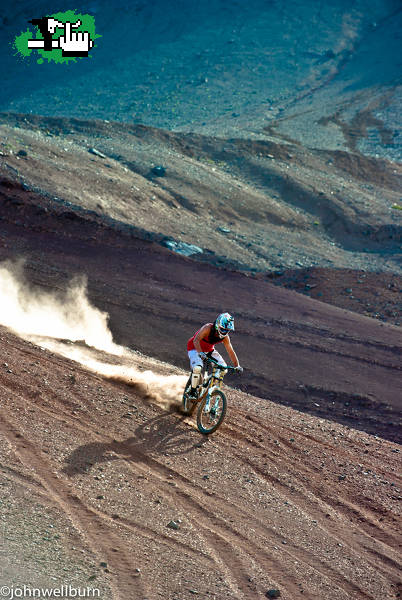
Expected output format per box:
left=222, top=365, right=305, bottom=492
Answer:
left=267, top=267, right=401, bottom=326
left=1, top=114, right=401, bottom=275
left=1, top=326, right=401, bottom=599
left=0, top=3, right=401, bottom=597
left=0, top=177, right=400, bottom=444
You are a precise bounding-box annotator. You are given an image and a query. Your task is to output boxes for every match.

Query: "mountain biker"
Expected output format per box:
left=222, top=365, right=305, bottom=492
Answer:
left=187, top=313, right=243, bottom=398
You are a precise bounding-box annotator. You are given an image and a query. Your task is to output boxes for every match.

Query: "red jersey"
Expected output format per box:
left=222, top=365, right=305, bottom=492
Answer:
left=187, top=323, right=224, bottom=352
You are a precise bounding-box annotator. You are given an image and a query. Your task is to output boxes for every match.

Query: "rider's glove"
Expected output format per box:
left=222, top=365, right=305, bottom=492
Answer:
left=234, top=365, right=243, bottom=374
left=199, top=351, right=207, bottom=360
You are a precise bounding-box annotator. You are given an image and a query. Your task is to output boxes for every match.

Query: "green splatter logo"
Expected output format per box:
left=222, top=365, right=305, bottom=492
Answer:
left=13, top=10, right=101, bottom=64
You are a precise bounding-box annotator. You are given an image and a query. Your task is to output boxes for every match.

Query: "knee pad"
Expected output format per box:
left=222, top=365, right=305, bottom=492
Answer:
left=191, top=365, right=202, bottom=388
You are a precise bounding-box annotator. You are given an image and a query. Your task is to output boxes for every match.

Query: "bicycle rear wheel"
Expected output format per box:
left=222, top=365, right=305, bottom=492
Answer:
left=197, top=390, right=226, bottom=434
left=181, top=376, right=197, bottom=415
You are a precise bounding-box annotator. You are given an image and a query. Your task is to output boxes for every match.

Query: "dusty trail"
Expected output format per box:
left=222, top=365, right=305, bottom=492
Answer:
left=0, top=327, right=400, bottom=599
left=0, top=160, right=400, bottom=597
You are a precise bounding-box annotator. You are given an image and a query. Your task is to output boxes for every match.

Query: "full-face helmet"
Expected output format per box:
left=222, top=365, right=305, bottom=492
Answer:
left=215, top=313, right=235, bottom=338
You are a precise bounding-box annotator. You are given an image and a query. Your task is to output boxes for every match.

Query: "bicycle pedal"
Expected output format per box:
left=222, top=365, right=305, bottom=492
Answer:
left=188, top=394, right=200, bottom=402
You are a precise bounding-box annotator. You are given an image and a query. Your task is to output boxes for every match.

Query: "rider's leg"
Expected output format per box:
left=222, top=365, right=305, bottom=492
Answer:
left=191, top=366, right=202, bottom=389
left=210, top=350, right=227, bottom=367
left=188, top=350, right=203, bottom=395
left=209, top=350, right=227, bottom=383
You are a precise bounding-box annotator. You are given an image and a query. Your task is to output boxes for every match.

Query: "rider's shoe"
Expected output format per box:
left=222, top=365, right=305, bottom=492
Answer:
left=187, top=387, right=199, bottom=400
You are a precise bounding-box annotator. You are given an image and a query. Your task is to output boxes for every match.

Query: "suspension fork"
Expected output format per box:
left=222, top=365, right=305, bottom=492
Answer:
left=212, top=366, right=225, bottom=386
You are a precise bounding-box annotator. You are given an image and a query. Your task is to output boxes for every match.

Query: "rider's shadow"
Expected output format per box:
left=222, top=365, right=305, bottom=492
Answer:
left=62, top=412, right=208, bottom=477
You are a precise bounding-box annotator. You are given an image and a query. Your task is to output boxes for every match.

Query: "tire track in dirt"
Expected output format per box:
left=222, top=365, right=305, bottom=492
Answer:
left=0, top=463, right=44, bottom=491
left=0, top=375, right=106, bottom=442
left=1, top=376, right=283, bottom=597
left=13, top=390, right=284, bottom=597
left=209, top=461, right=381, bottom=596
left=2, top=376, right=240, bottom=585
left=114, top=438, right=376, bottom=600
left=362, top=544, right=402, bottom=574
left=110, top=437, right=301, bottom=598
left=225, top=411, right=400, bottom=526
left=228, top=407, right=400, bottom=515
left=107, top=426, right=344, bottom=596
left=251, top=329, right=401, bottom=371
left=0, top=413, right=150, bottom=600
left=0, top=465, right=54, bottom=507
left=241, top=453, right=400, bottom=590
left=8, top=363, right=394, bottom=599
left=220, top=411, right=401, bottom=588
left=2, top=327, right=400, bottom=598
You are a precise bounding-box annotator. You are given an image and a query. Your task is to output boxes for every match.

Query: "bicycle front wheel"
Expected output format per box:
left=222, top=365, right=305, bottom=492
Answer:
left=197, top=390, right=227, bottom=434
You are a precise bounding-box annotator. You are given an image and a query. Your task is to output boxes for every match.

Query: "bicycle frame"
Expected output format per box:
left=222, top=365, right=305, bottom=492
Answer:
left=198, top=369, right=223, bottom=401
left=182, top=355, right=239, bottom=433
left=197, top=357, right=235, bottom=402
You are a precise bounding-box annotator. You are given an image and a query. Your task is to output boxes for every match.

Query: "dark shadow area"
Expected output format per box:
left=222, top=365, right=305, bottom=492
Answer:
left=62, top=413, right=208, bottom=477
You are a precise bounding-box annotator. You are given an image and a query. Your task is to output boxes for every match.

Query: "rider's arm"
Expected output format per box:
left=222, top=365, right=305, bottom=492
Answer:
left=223, top=335, right=240, bottom=367
left=193, top=324, right=212, bottom=353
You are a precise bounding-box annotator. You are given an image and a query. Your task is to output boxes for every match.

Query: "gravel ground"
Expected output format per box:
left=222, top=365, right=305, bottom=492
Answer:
left=0, top=327, right=401, bottom=599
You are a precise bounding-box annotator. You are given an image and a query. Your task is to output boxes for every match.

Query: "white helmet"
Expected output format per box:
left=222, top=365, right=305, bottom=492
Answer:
left=215, top=313, right=235, bottom=338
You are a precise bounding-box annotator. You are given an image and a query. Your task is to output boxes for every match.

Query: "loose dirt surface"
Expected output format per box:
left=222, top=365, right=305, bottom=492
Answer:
left=266, top=267, right=401, bottom=326
left=0, top=170, right=401, bottom=598
left=1, top=327, right=401, bottom=599
left=0, top=176, right=401, bottom=446
left=1, top=113, right=401, bottom=275
left=1, top=3, right=401, bottom=597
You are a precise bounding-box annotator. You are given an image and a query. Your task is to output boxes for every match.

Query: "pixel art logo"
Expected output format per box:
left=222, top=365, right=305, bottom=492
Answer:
left=13, top=10, right=100, bottom=63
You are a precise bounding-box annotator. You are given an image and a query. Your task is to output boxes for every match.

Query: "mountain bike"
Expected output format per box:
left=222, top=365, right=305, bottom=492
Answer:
left=182, top=355, right=239, bottom=434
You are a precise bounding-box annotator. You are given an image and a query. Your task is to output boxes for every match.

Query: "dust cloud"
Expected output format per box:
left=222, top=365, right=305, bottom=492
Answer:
left=0, top=258, right=120, bottom=354
left=0, top=259, right=186, bottom=408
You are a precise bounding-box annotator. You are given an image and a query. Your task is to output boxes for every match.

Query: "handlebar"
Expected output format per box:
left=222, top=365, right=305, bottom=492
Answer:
left=203, top=355, right=240, bottom=372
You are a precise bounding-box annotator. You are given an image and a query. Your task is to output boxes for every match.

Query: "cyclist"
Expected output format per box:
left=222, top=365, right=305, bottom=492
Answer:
left=187, top=312, right=243, bottom=398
